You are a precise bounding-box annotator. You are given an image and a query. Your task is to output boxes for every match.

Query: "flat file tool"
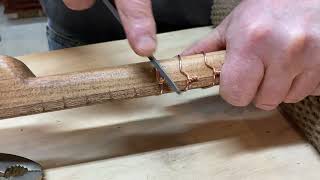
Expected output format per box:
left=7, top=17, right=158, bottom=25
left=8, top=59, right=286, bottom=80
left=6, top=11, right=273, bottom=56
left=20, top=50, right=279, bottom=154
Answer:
left=102, top=0, right=181, bottom=94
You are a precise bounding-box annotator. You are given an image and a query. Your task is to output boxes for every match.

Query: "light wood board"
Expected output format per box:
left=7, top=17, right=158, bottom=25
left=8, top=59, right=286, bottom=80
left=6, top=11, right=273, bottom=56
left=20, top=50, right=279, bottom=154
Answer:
left=0, top=27, right=319, bottom=179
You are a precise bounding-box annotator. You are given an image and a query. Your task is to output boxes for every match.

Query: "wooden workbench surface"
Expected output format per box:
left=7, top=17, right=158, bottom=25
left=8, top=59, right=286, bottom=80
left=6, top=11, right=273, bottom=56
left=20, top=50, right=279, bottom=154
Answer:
left=1, top=27, right=319, bottom=179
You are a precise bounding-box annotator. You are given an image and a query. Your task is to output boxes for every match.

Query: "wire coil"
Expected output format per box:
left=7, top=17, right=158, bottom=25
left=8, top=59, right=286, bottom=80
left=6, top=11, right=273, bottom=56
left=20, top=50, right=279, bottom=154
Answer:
left=202, top=52, right=221, bottom=86
left=155, top=53, right=221, bottom=94
left=155, top=69, right=165, bottom=95
left=178, top=55, right=199, bottom=91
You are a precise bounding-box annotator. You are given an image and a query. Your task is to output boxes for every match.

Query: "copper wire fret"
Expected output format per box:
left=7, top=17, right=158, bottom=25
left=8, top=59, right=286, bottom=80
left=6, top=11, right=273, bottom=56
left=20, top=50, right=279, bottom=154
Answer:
left=178, top=55, right=199, bottom=91
left=202, top=52, right=220, bottom=86
left=155, top=69, right=165, bottom=94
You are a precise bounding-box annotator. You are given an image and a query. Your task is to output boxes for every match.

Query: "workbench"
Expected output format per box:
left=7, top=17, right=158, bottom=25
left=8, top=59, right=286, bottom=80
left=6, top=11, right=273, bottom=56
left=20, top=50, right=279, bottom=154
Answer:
left=0, top=27, right=319, bottom=179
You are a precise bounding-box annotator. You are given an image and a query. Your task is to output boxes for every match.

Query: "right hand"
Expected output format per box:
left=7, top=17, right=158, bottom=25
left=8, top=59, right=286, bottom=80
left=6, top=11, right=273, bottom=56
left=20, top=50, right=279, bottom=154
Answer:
left=63, top=0, right=157, bottom=57
left=63, top=0, right=96, bottom=10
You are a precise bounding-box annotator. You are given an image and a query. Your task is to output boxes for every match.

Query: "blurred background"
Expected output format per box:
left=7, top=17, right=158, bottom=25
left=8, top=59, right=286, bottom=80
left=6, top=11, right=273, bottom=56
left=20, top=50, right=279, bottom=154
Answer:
left=0, top=0, right=48, bottom=56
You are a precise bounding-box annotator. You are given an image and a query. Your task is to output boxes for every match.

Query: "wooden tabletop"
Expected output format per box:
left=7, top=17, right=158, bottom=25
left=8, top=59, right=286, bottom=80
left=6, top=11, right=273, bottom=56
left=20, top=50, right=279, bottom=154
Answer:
left=1, top=27, right=319, bottom=179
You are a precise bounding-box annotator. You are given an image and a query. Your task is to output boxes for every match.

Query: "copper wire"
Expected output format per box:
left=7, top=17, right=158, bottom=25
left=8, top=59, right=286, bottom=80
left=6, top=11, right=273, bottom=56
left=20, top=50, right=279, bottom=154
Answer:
left=202, top=52, right=220, bottom=86
left=155, top=69, right=165, bottom=94
left=178, top=55, right=198, bottom=91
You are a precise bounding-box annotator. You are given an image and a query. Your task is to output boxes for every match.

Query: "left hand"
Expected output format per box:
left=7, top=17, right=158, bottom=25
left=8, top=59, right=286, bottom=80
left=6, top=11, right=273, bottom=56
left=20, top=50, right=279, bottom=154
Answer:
left=182, top=0, right=320, bottom=110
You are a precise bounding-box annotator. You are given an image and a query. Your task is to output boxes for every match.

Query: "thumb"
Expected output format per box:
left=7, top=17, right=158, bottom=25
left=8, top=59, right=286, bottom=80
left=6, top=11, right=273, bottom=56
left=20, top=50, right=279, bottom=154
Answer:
left=181, top=15, right=230, bottom=55
left=115, top=0, right=157, bottom=57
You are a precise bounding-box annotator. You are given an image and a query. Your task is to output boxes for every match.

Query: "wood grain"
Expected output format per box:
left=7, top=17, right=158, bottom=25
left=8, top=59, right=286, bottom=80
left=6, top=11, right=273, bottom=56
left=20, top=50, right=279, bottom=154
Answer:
left=0, top=52, right=224, bottom=119
left=1, top=27, right=319, bottom=180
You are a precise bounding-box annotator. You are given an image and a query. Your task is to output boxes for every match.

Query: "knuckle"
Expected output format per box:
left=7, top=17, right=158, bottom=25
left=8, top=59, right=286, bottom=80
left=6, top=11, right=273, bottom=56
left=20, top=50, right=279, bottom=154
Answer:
left=130, top=19, right=154, bottom=33
left=246, top=24, right=271, bottom=44
left=220, top=88, right=252, bottom=107
left=287, top=30, right=308, bottom=54
left=219, top=60, right=264, bottom=108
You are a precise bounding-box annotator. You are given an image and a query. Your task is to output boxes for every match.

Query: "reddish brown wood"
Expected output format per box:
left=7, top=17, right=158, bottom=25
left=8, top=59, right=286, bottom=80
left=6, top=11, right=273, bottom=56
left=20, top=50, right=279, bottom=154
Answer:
left=3, top=0, right=42, bottom=14
left=0, top=51, right=225, bottom=119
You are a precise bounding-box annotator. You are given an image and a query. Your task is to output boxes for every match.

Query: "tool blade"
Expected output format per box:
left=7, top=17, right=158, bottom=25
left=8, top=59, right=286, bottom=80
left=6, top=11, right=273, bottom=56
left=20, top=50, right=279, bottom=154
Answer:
left=101, top=0, right=181, bottom=94
left=148, top=56, right=181, bottom=94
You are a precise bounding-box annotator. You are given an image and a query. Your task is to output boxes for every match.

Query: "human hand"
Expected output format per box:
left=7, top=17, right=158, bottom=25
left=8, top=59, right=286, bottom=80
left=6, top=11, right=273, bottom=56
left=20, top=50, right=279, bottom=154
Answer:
left=182, top=0, right=320, bottom=110
left=63, top=0, right=96, bottom=10
left=114, top=0, right=156, bottom=56
left=63, top=0, right=156, bottom=57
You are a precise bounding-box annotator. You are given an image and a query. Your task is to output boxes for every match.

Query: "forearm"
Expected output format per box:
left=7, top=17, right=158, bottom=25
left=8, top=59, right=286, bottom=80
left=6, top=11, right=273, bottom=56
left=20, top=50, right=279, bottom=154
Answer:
left=63, top=0, right=96, bottom=10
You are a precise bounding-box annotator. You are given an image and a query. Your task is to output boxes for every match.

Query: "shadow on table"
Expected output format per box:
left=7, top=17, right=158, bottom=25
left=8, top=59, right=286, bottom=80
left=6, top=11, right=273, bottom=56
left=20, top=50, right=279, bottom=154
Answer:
left=0, top=95, right=305, bottom=169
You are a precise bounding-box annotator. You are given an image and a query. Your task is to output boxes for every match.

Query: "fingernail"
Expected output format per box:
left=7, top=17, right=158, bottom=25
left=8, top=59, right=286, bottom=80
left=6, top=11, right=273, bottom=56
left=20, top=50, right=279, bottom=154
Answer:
left=255, top=104, right=277, bottom=111
left=284, top=98, right=305, bottom=103
left=284, top=99, right=298, bottom=103
left=136, top=36, right=156, bottom=56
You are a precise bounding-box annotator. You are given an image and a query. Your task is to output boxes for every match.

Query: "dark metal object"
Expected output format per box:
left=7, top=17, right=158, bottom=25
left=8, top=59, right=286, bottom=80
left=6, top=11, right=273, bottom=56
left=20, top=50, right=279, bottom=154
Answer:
left=0, top=154, right=43, bottom=180
left=148, top=56, right=181, bottom=94
left=101, top=0, right=181, bottom=94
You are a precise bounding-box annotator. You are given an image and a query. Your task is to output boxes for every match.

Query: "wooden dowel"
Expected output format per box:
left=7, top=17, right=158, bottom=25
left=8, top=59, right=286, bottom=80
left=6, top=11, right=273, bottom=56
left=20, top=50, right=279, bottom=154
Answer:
left=0, top=51, right=225, bottom=119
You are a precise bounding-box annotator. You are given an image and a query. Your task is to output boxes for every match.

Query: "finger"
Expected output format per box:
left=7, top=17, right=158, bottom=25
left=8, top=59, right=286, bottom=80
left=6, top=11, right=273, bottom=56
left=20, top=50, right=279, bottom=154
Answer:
left=220, top=49, right=265, bottom=107
left=181, top=28, right=226, bottom=55
left=285, top=70, right=320, bottom=103
left=115, top=0, right=156, bottom=56
left=312, top=83, right=320, bottom=96
left=181, top=15, right=231, bottom=55
left=63, top=0, right=96, bottom=10
left=254, top=65, right=295, bottom=110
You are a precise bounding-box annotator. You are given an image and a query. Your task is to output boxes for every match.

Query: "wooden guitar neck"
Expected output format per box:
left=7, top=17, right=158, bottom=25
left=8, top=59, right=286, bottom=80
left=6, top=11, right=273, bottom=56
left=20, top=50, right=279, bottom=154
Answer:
left=0, top=51, right=225, bottom=119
